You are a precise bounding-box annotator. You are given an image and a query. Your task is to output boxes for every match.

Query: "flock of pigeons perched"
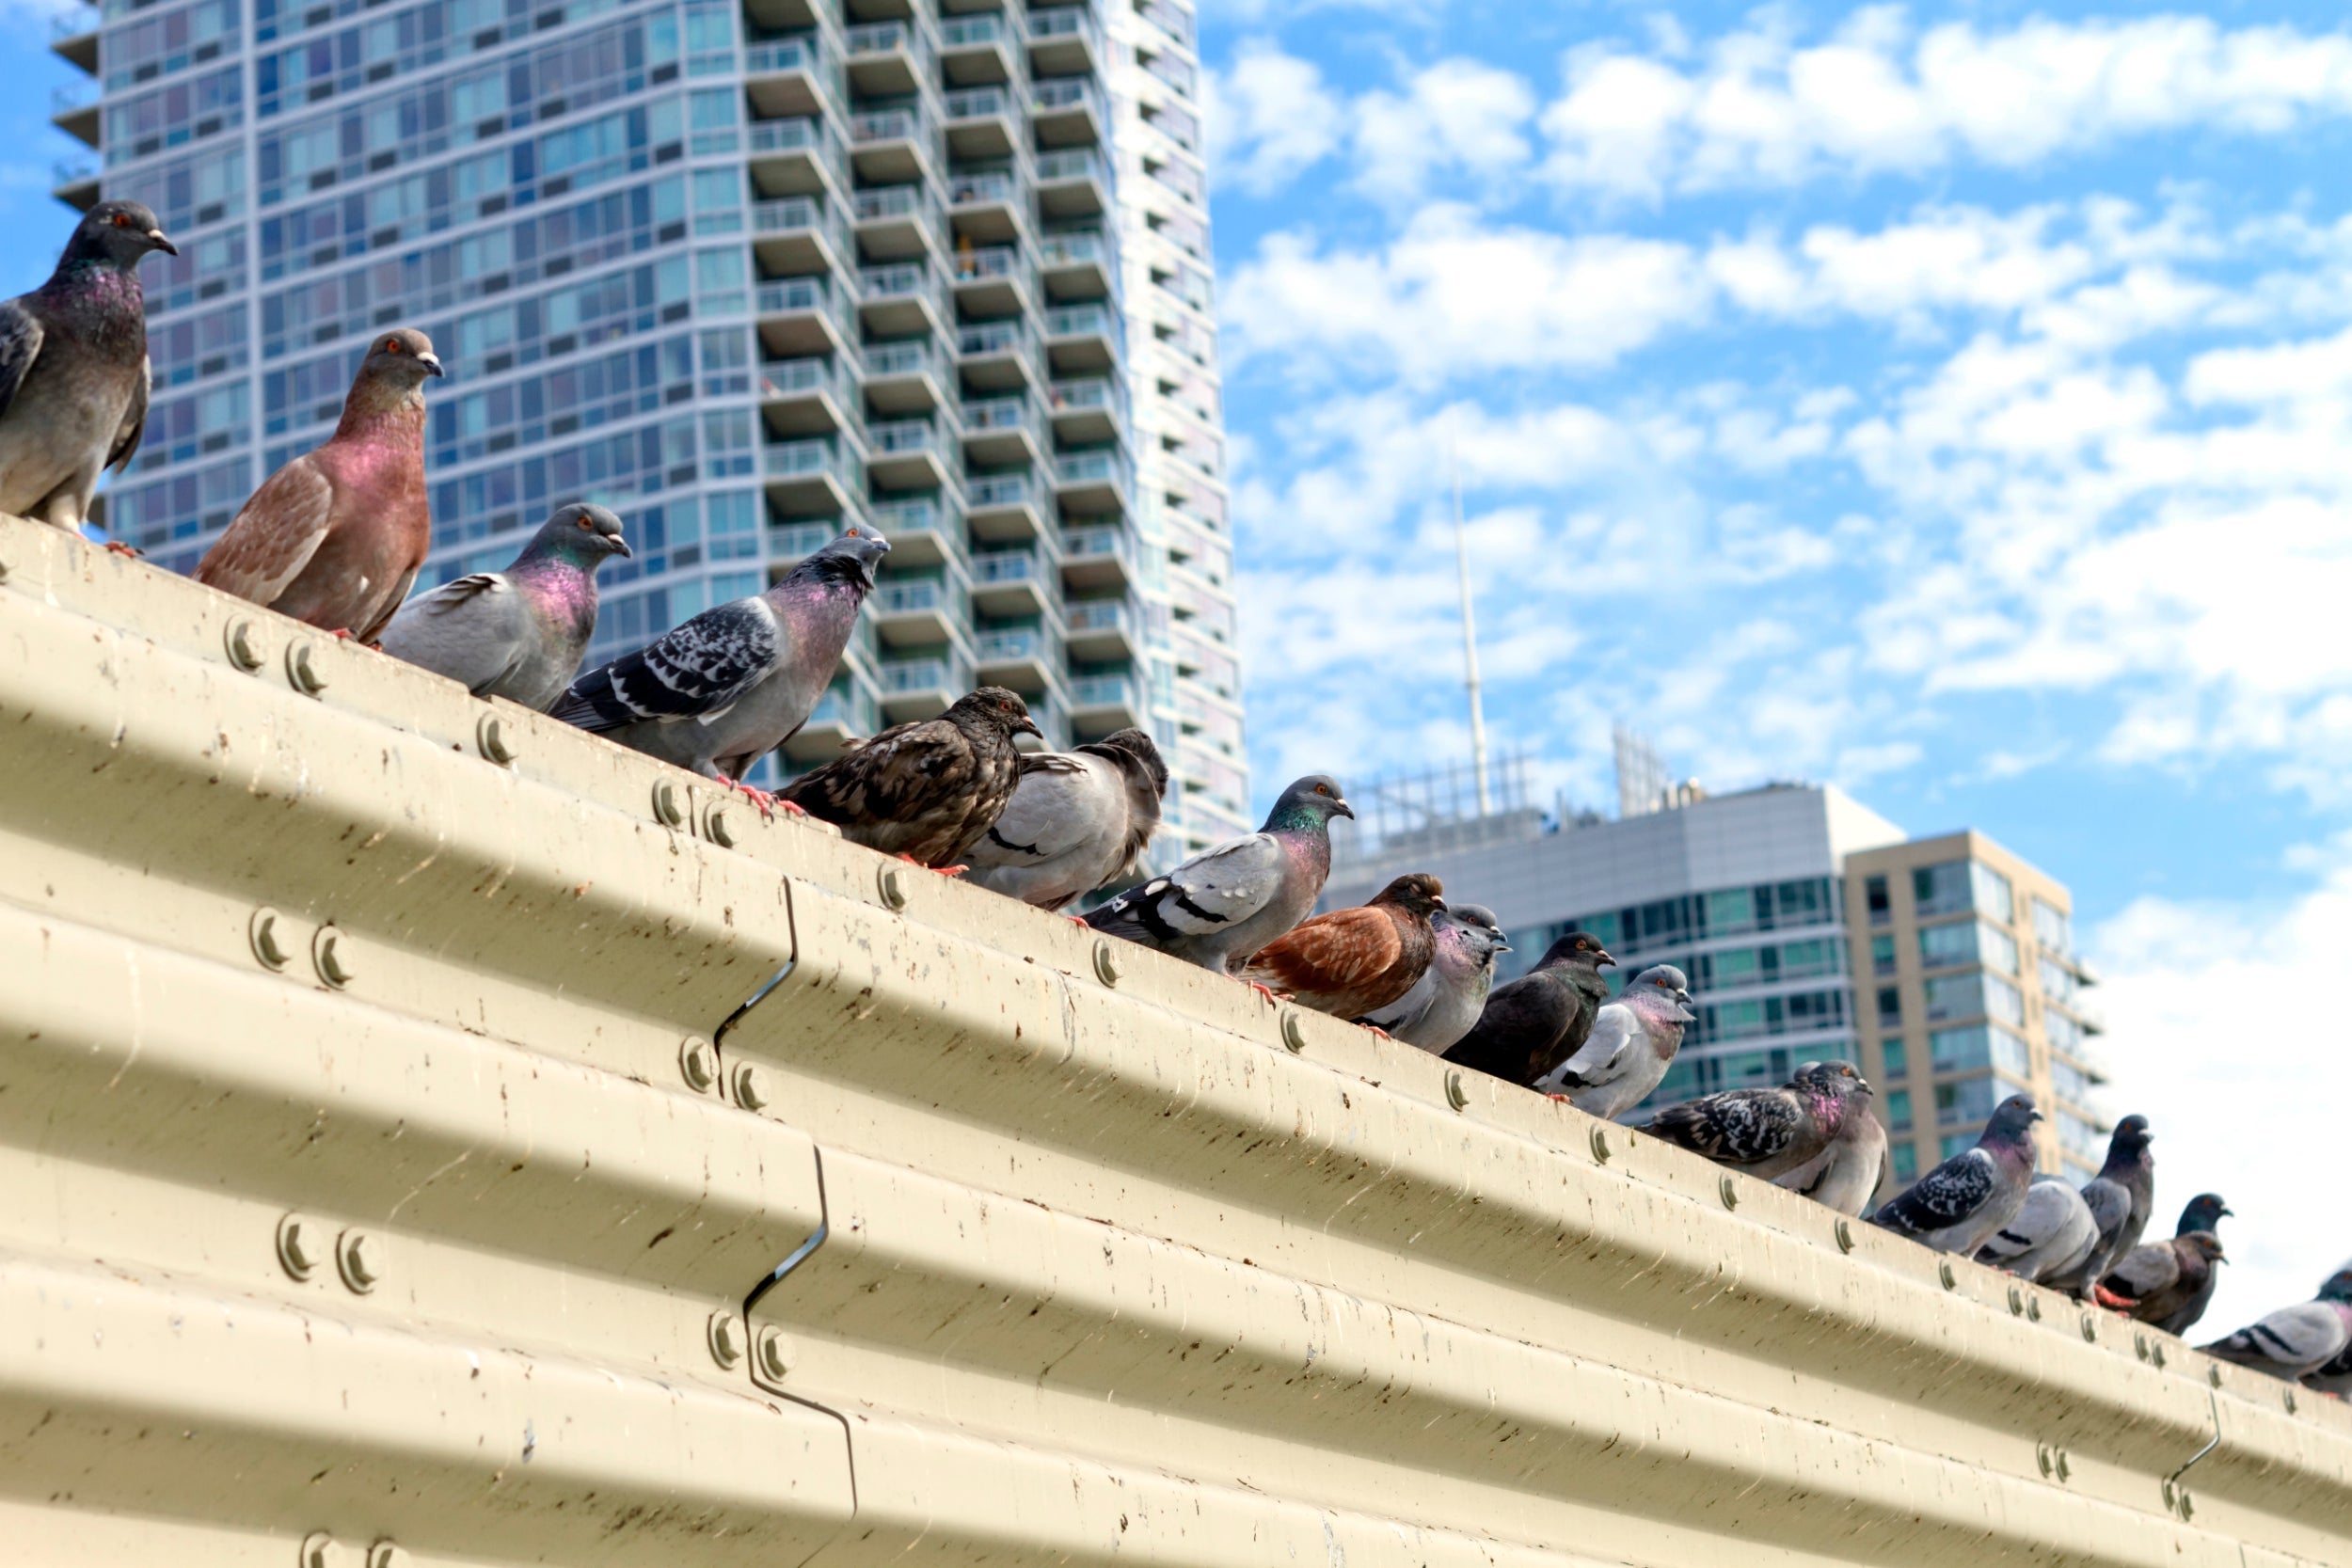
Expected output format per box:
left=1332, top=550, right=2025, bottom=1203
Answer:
left=5, top=203, right=2345, bottom=1397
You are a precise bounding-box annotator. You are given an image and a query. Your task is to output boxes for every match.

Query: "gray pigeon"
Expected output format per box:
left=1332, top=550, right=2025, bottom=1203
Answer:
left=1774, top=1085, right=1889, bottom=1217
left=1872, top=1095, right=2042, bottom=1255
left=2043, top=1115, right=2155, bottom=1298
left=2099, top=1193, right=2231, bottom=1327
left=1977, top=1177, right=2099, bottom=1283
left=2203, top=1265, right=2352, bottom=1381
left=1083, top=774, right=1353, bottom=977
left=1358, top=903, right=1509, bottom=1053
left=962, top=728, right=1168, bottom=909
left=552, top=527, right=888, bottom=797
left=0, top=200, right=176, bottom=535
left=2305, top=1340, right=2352, bottom=1397
left=1532, top=964, right=1693, bottom=1121
left=378, top=503, right=631, bottom=710
left=1645, top=1060, right=1874, bottom=1181
left=1443, top=930, right=1615, bottom=1087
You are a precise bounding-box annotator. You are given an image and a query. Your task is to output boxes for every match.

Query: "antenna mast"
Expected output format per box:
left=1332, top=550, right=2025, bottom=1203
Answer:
left=1452, top=442, right=1491, bottom=816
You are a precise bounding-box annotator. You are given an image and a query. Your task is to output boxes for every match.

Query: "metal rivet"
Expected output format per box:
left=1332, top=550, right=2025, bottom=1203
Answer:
left=2027, top=1296, right=2042, bottom=1322
left=223, top=616, right=263, bottom=671
left=2152, top=1341, right=2166, bottom=1368
left=877, top=863, right=906, bottom=910
left=2009, top=1285, right=2026, bottom=1317
left=2285, top=1387, right=2299, bottom=1415
left=755, top=1323, right=794, bottom=1380
left=2136, top=1334, right=2151, bottom=1362
left=312, top=924, right=352, bottom=988
left=1279, top=1010, right=1306, bottom=1053
left=276, top=1213, right=322, bottom=1281
left=1834, top=1217, right=1854, bottom=1253
left=476, top=711, right=516, bottom=765
left=1091, top=938, right=1120, bottom=986
left=2080, top=1313, right=2098, bottom=1343
left=1444, top=1070, right=1469, bottom=1112
left=337, top=1229, right=382, bottom=1293
left=732, top=1062, right=769, bottom=1112
left=679, top=1035, right=717, bottom=1092
left=2037, top=1442, right=2054, bottom=1478
left=366, top=1543, right=405, bottom=1568
left=705, top=804, right=736, bottom=847
left=1939, top=1259, right=1958, bottom=1291
left=285, top=639, right=326, bottom=694
left=2179, top=1492, right=2194, bottom=1521
left=249, top=906, right=290, bottom=970
left=1588, top=1126, right=1611, bottom=1164
left=298, top=1532, right=333, bottom=1568
left=652, top=780, right=685, bottom=828
left=1718, top=1175, right=1740, bottom=1210
left=2209, top=1365, right=2222, bottom=1387
left=707, top=1310, right=744, bottom=1369
left=2055, top=1449, right=2071, bottom=1482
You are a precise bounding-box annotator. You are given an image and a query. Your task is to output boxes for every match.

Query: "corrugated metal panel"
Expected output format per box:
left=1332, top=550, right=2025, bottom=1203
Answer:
left=0, top=513, right=2345, bottom=1567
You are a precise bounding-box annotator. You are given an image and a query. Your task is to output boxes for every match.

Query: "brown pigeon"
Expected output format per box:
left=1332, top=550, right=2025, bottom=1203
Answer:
left=777, top=687, right=1041, bottom=869
left=1237, top=873, right=1445, bottom=1024
left=195, top=328, right=441, bottom=641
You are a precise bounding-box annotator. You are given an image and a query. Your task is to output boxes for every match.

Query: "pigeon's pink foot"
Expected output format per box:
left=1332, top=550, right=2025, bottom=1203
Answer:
left=719, top=778, right=779, bottom=820
left=933, top=864, right=967, bottom=878
left=327, top=627, right=357, bottom=641
left=2092, top=1285, right=2136, bottom=1311
left=102, top=540, right=142, bottom=559
left=1360, top=1024, right=1392, bottom=1040
left=1066, top=914, right=1092, bottom=928
left=1547, top=1093, right=1573, bottom=1103
left=1245, top=980, right=1279, bottom=1006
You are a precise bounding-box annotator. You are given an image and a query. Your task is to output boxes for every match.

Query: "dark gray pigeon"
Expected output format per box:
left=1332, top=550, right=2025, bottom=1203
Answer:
left=1442, top=930, right=1616, bottom=1087
left=1645, top=1060, right=1874, bottom=1181
left=1533, top=964, right=1694, bottom=1120
left=2103, top=1231, right=2226, bottom=1336
left=1872, top=1095, right=2042, bottom=1255
left=1977, top=1177, right=2098, bottom=1283
left=962, top=728, right=1168, bottom=909
left=2043, top=1115, right=2155, bottom=1298
left=378, top=502, right=631, bottom=710
left=1774, top=1081, right=1889, bottom=1217
left=1358, top=903, right=1509, bottom=1053
left=2203, top=1265, right=2352, bottom=1381
left=1084, top=774, right=1352, bottom=977
left=776, top=687, right=1041, bottom=868
left=0, top=200, right=175, bottom=536
left=552, top=527, right=888, bottom=799
left=2305, top=1340, right=2352, bottom=1397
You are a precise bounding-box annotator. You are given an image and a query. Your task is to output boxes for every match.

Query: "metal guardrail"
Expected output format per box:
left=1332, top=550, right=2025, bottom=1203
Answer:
left=0, top=513, right=2346, bottom=1566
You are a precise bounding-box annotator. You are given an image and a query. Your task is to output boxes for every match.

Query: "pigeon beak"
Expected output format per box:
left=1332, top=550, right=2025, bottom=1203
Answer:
left=146, top=229, right=178, bottom=256
left=1596, top=947, right=1617, bottom=968
left=608, top=533, right=632, bottom=559
left=420, top=355, right=446, bottom=377
left=1018, top=716, right=1043, bottom=739
left=1332, top=798, right=1355, bottom=820
left=1495, top=942, right=1512, bottom=953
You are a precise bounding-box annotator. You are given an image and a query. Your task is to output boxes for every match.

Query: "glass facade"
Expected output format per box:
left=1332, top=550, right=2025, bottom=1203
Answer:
left=56, top=0, right=1246, bottom=852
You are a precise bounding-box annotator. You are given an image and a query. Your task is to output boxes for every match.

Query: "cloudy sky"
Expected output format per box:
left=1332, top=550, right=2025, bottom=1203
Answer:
left=0, top=0, right=2339, bottom=1329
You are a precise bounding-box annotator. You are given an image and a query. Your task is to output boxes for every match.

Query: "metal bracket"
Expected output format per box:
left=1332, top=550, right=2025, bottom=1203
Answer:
left=712, top=877, right=800, bottom=1053
left=2160, top=1386, right=2223, bottom=1517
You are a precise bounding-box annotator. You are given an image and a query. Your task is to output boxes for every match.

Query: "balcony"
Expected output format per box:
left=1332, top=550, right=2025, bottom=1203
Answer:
left=52, top=157, right=98, bottom=213
left=871, top=573, right=966, bottom=648
left=1043, top=301, right=1120, bottom=374
left=770, top=517, right=862, bottom=564
left=1069, top=672, right=1144, bottom=735
left=1046, top=376, right=1122, bottom=444
left=878, top=654, right=972, bottom=721
left=784, top=677, right=880, bottom=760
left=849, top=105, right=937, bottom=186
left=843, top=19, right=930, bottom=98
left=972, top=625, right=1056, bottom=693
left=865, top=417, right=954, bottom=495
left=754, top=271, right=857, bottom=357
left=1060, top=524, right=1136, bottom=592
left=861, top=335, right=950, bottom=416
left=857, top=260, right=952, bottom=341
left=1054, top=447, right=1129, bottom=516
left=762, top=433, right=862, bottom=517
left=1037, top=230, right=1112, bottom=301
left=748, top=116, right=850, bottom=199
left=943, top=85, right=1021, bottom=160
left=1062, top=596, right=1139, bottom=664
left=1034, top=148, right=1109, bottom=219
left=960, top=393, right=1044, bottom=468
left=1026, top=3, right=1102, bottom=79
left=969, top=546, right=1052, bottom=617
left=938, top=10, right=1017, bottom=86
left=965, top=471, right=1046, bottom=545
left=956, top=317, right=1039, bottom=392
left=947, top=168, right=1024, bottom=245
left=751, top=196, right=855, bottom=283
left=948, top=241, right=1031, bottom=318
left=50, top=8, right=97, bottom=74
left=50, top=79, right=98, bottom=149
left=757, top=354, right=856, bottom=437
left=851, top=181, right=943, bottom=262
left=866, top=494, right=961, bottom=569
left=744, top=33, right=837, bottom=119
left=1030, top=76, right=1103, bottom=149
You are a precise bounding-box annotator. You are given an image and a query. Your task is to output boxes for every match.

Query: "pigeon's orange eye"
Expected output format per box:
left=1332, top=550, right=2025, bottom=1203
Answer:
left=111, top=213, right=130, bottom=227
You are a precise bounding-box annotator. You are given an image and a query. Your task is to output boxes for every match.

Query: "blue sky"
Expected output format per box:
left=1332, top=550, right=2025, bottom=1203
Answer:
left=0, top=0, right=2342, bottom=1326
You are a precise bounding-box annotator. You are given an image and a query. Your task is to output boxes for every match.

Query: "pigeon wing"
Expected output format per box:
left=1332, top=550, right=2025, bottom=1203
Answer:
left=1086, top=832, right=1284, bottom=945
left=106, top=353, right=150, bottom=472
left=0, top=297, right=44, bottom=421
left=1646, top=1088, right=1802, bottom=1166
left=1443, top=973, right=1579, bottom=1085
left=2207, top=1303, right=2349, bottom=1371
left=1876, top=1148, right=1995, bottom=1235
left=551, top=595, right=780, bottom=731
left=2078, top=1176, right=2131, bottom=1247
left=962, top=753, right=1105, bottom=870
left=193, top=455, right=337, bottom=607
left=2102, top=1240, right=2183, bottom=1304
left=778, top=715, right=977, bottom=832
left=1543, top=1004, right=1638, bottom=1090
left=377, top=573, right=532, bottom=694
left=1241, top=906, right=1405, bottom=1005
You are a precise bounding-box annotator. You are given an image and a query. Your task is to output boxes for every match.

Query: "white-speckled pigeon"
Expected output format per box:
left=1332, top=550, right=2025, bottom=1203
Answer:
left=2044, top=1115, right=2155, bottom=1299
left=1358, top=903, right=1509, bottom=1053
left=2100, top=1194, right=2231, bottom=1329
left=1977, top=1177, right=2099, bottom=1283
left=1083, top=774, right=1352, bottom=977
left=1532, top=964, right=1693, bottom=1121
left=962, top=727, right=1168, bottom=909
left=195, top=329, right=442, bottom=640
left=552, top=526, right=888, bottom=794
left=1645, top=1060, right=1873, bottom=1182
left=1774, top=1083, right=1890, bottom=1217
left=0, top=200, right=175, bottom=535
left=2203, top=1265, right=2352, bottom=1381
left=378, top=503, right=631, bottom=710
left=777, top=687, right=1041, bottom=868
left=1871, top=1095, right=2042, bottom=1255
left=1443, top=930, right=1615, bottom=1086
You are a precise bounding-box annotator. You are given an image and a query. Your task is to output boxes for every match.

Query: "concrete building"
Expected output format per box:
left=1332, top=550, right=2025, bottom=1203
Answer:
left=47, top=0, right=1247, bottom=852
left=1323, top=782, right=2110, bottom=1190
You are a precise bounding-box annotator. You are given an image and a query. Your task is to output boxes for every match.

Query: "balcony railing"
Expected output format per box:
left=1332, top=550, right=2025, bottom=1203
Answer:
left=1048, top=376, right=1122, bottom=418
left=49, top=8, right=97, bottom=41
left=1035, top=148, right=1107, bottom=186
left=1062, top=598, right=1133, bottom=635
left=1039, top=230, right=1110, bottom=268
left=759, top=355, right=850, bottom=403
left=952, top=244, right=1026, bottom=284
left=852, top=182, right=942, bottom=231
left=51, top=80, right=97, bottom=115
left=844, top=20, right=923, bottom=57
left=755, top=274, right=856, bottom=337
left=1062, top=525, right=1133, bottom=564
left=972, top=548, right=1044, bottom=586
left=957, top=319, right=1034, bottom=359
left=876, top=578, right=959, bottom=616
left=744, top=36, right=824, bottom=74
left=948, top=169, right=1019, bottom=208
left=879, top=656, right=969, bottom=695
left=868, top=495, right=956, bottom=542
left=939, top=12, right=1011, bottom=48
left=1070, top=673, right=1140, bottom=709
left=867, top=419, right=944, bottom=456
left=961, top=395, right=1039, bottom=436
left=862, top=337, right=947, bottom=381
left=1027, top=7, right=1099, bottom=45
left=1031, top=78, right=1101, bottom=114
left=771, top=519, right=850, bottom=559
left=749, top=115, right=841, bottom=159
left=1055, top=450, right=1129, bottom=489
left=945, top=86, right=1019, bottom=122
left=974, top=627, right=1049, bottom=663
left=1045, top=302, right=1118, bottom=340
left=850, top=107, right=928, bottom=146
left=967, top=473, right=1035, bottom=510
left=804, top=682, right=879, bottom=735
left=859, top=261, right=949, bottom=311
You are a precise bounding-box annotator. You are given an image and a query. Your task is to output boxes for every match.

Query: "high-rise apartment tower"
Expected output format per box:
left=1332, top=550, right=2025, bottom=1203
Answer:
left=48, top=0, right=1248, bottom=851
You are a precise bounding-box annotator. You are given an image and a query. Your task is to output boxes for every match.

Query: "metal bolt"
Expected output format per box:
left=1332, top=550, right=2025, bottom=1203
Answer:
left=1834, top=1218, right=1854, bottom=1254
left=223, top=617, right=263, bottom=671
left=298, top=1532, right=334, bottom=1568
left=2037, top=1442, right=2055, bottom=1478
left=1938, top=1259, right=1958, bottom=1291
left=249, top=906, right=290, bottom=970
left=2178, top=1492, right=2195, bottom=1521
left=2152, top=1341, right=2166, bottom=1368
left=2080, top=1313, right=2098, bottom=1343
left=1588, top=1126, right=1611, bottom=1164
left=705, top=804, right=736, bottom=847
left=651, top=780, right=685, bottom=828
left=285, top=640, right=326, bottom=694
left=476, top=712, right=516, bottom=765
left=2055, top=1449, right=2071, bottom=1482
left=707, top=1310, right=744, bottom=1369
left=1279, top=1010, right=1306, bottom=1053
left=1718, top=1175, right=1740, bottom=1211
left=2285, top=1387, right=2299, bottom=1415
left=2210, top=1365, right=2223, bottom=1387
left=1091, top=939, right=1120, bottom=987
left=312, top=924, right=353, bottom=988
left=1444, top=1071, right=1469, bottom=1112
left=337, top=1229, right=382, bottom=1293
left=366, top=1543, right=405, bottom=1568
left=2136, top=1334, right=2152, bottom=1363
left=755, top=1323, right=795, bottom=1380
left=2009, top=1286, right=2026, bottom=1318
left=732, top=1061, right=769, bottom=1112
left=276, top=1213, right=323, bottom=1281
left=876, top=863, right=906, bottom=911
left=2027, top=1296, right=2042, bottom=1322
left=679, top=1035, right=718, bottom=1092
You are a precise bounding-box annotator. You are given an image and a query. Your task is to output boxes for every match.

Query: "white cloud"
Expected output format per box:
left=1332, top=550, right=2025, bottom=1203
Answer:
left=1205, top=40, right=1347, bottom=197
left=1351, top=59, right=1537, bottom=201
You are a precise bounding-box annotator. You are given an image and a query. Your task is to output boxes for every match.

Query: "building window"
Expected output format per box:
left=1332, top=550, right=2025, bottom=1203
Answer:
left=1891, top=1144, right=1918, bottom=1182
left=1928, top=1024, right=2029, bottom=1078
left=1917, top=919, right=2020, bottom=974
left=1876, top=986, right=1900, bottom=1026
left=2056, top=1110, right=2101, bottom=1160
left=1881, top=1037, right=1907, bottom=1079
left=1866, top=875, right=1890, bottom=926
left=2032, top=896, right=2072, bottom=956
left=2037, top=954, right=2075, bottom=1004
left=1923, top=973, right=2024, bottom=1025
left=1886, top=1089, right=1913, bottom=1132
left=1913, top=860, right=2014, bottom=922
left=1870, top=934, right=1896, bottom=974
left=2045, top=1007, right=2083, bottom=1052
left=1940, top=1132, right=1981, bottom=1158
left=2051, top=1057, right=2090, bottom=1104
left=1935, top=1076, right=1998, bottom=1126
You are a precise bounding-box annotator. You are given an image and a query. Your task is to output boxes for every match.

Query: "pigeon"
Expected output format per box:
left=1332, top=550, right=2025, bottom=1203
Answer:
left=2043, top=1115, right=2155, bottom=1299
left=1976, top=1177, right=2099, bottom=1283
left=2203, top=1265, right=2352, bottom=1381
left=961, top=727, right=1168, bottom=909
left=1774, top=1085, right=1889, bottom=1217
left=2102, top=1231, right=2227, bottom=1336
left=376, top=502, right=631, bottom=710
left=775, top=687, right=1041, bottom=867
left=194, top=329, right=442, bottom=641
left=1871, top=1095, right=2042, bottom=1256
left=1441, top=930, right=1616, bottom=1087
left=1083, top=774, right=1353, bottom=976
left=2306, top=1341, right=2352, bottom=1398
left=1357, top=903, right=1509, bottom=1053
left=0, top=200, right=176, bottom=535
left=1532, top=964, right=1694, bottom=1121
left=1645, top=1060, right=1874, bottom=1182
left=552, top=527, right=889, bottom=795
left=1238, top=873, right=1447, bottom=1022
